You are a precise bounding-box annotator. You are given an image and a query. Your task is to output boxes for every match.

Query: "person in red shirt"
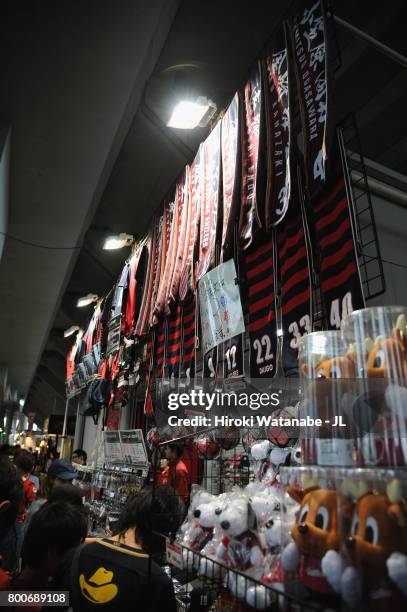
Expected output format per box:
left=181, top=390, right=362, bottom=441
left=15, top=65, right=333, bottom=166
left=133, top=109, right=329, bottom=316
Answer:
left=156, top=458, right=170, bottom=486
left=14, top=451, right=37, bottom=571
left=163, top=442, right=190, bottom=503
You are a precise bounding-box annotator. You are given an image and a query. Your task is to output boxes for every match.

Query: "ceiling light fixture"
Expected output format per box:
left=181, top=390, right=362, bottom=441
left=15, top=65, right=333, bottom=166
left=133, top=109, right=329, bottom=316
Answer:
left=103, top=233, right=134, bottom=250
left=64, top=325, right=82, bottom=338
left=76, top=294, right=99, bottom=308
left=167, top=97, right=217, bottom=129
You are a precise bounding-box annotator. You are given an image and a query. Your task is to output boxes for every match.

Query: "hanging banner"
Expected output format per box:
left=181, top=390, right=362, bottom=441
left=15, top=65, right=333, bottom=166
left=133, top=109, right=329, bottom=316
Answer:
left=311, top=170, right=364, bottom=328
left=291, top=0, right=333, bottom=201
left=168, top=168, right=190, bottom=311
left=154, top=319, right=167, bottom=379
left=153, top=196, right=177, bottom=324
left=198, top=259, right=245, bottom=354
left=179, top=148, right=202, bottom=302
left=292, top=0, right=364, bottom=325
left=136, top=220, right=161, bottom=337
left=264, top=26, right=292, bottom=228
left=277, top=179, right=313, bottom=375
left=143, top=333, right=155, bottom=415
left=239, top=62, right=266, bottom=250
left=180, top=293, right=197, bottom=385
left=167, top=304, right=183, bottom=384
left=123, top=241, right=147, bottom=336
left=221, top=93, right=241, bottom=261
left=195, top=122, right=221, bottom=282
left=244, top=236, right=278, bottom=378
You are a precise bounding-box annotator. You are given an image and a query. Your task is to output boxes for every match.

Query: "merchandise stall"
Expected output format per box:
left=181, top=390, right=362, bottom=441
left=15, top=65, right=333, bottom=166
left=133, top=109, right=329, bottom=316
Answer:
left=65, top=0, right=406, bottom=609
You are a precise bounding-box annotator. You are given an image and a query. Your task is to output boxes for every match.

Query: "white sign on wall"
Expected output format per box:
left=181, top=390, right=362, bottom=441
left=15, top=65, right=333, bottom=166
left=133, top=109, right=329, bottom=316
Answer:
left=198, top=259, right=245, bottom=354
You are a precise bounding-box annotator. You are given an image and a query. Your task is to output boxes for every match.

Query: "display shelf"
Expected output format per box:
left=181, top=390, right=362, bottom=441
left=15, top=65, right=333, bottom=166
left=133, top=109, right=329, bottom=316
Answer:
left=162, top=540, right=341, bottom=612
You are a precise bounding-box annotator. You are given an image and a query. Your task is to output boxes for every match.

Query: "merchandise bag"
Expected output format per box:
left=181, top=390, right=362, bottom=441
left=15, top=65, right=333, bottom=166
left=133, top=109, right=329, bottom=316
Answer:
left=280, top=465, right=340, bottom=598
left=298, top=330, right=358, bottom=467
left=342, top=305, right=407, bottom=467
left=335, top=468, right=407, bottom=611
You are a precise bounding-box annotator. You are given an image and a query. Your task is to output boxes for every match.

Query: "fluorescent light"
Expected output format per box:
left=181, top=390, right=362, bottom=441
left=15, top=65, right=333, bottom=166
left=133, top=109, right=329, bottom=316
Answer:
left=77, top=294, right=99, bottom=308
left=19, top=399, right=25, bottom=407
left=64, top=325, right=81, bottom=338
left=167, top=97, right=216, bottom=129
left=103, top=233, right=134, bottom=250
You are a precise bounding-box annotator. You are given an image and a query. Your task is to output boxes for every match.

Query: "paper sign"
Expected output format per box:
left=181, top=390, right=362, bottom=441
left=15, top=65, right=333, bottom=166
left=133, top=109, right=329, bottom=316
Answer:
left=103, top=431, right=123, bottom=463
left=198, top=259, right=245, bottom=354
left=119, top=430, right=148, bottom=467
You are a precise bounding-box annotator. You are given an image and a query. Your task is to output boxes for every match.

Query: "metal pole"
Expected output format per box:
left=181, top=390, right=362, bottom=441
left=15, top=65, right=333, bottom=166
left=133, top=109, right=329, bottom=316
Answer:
left=61, top=397, right=70, bottom=458
left=330, top=13, right=407, bottom=70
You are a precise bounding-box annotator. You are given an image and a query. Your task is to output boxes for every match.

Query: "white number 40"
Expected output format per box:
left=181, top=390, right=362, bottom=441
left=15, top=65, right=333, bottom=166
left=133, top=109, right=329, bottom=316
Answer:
left=330, top=292, right=353, bottom=329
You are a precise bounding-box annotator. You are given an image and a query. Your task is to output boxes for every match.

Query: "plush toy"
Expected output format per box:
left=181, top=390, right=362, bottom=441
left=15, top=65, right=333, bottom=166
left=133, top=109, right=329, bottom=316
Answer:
left=197, top=493, right=228, bottom=579
left=301, top=352, right=357, bottom=379
left=366, top=314, right=407, bottom=379
left=250, top=440, right=291, bottom=484
left=216, top=497, right=263, bottom=572
left=179, top=488, right=214, bottom=539
left=281, top=484, right=340, bottom=595
left=324, top=479, right=407, bottom=610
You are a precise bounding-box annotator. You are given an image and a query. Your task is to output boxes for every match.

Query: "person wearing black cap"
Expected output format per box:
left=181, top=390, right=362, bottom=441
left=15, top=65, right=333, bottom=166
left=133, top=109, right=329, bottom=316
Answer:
left=47, top=459, right=79, bottom=493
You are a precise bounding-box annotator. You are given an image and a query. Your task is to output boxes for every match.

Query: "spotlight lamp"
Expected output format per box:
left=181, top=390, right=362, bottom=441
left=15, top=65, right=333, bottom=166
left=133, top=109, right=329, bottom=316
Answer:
left=167, top=97, right=217, bottom=129
left=64, top=325, right=82, bottom=338
left=103, top=233, right=134, bottom=250
left=76, top=294, right=99, bottom=308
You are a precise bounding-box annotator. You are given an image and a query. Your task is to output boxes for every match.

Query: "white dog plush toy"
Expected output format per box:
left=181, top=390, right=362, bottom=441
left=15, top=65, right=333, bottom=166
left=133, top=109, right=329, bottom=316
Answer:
left=216, top=497, right=263, bottom=572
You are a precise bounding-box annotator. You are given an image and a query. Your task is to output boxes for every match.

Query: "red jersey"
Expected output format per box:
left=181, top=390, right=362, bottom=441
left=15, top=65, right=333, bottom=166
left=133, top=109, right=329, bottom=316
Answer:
left=16, top=477, right=36, bottom=523
left=169, top=459, right=189, bottom=503
left=156, top=466, right=170, bottom=486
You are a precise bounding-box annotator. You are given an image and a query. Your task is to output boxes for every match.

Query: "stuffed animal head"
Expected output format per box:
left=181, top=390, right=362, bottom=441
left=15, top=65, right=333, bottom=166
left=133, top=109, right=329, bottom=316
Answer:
left=344, top=482, right=407, bottom=575
left=217, top=498, right=257, bottom=538
left=251, top=440, right=271, bottom=461
left=366, top=315, right=407, bottom=379
left=288, top=487, right=339, bottom=560
left=301, top=354, right=356, bottom=379
left=194, top=500, right=219, bottom=529
left=250, top=493, right=280, bottom=525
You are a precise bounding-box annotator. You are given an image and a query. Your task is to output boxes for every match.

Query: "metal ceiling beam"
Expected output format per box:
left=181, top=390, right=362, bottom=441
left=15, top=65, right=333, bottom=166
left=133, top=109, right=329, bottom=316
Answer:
left=36, top=365, right=66, bottom=401
left=331, top=13, right=407, bottom=70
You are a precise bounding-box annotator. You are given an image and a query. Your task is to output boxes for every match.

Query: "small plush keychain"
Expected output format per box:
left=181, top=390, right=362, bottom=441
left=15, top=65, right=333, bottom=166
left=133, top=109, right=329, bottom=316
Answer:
left=281, top=478, right=340, bottom=596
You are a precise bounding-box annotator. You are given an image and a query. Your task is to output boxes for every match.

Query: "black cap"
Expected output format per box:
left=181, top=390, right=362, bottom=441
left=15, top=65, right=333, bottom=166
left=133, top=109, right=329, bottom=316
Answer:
left=47, top=459, right=78, bottom=481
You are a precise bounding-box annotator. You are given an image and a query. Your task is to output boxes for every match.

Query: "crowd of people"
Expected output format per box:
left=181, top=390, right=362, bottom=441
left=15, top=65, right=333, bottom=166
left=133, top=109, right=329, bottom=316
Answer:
left=0, top=442, right=188, bottom=611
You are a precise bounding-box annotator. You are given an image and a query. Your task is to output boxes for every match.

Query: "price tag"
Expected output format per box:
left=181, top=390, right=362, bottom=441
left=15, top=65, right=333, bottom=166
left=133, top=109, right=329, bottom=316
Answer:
left=166, top=539, right=183, bottom=569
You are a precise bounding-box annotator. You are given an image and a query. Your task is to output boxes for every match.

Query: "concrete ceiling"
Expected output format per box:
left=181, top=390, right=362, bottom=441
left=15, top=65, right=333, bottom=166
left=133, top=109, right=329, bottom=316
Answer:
left=0, top=0, right=406, bottom=423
